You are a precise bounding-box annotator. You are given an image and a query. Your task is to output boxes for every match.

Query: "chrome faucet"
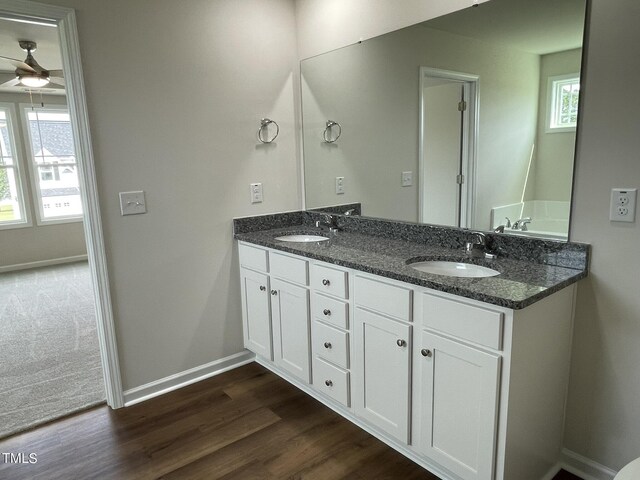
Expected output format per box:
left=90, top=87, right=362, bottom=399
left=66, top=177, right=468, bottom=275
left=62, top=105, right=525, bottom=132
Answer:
left=512, top=217, right=532, bottom=231
left=465, top=231, right=487, bottom=258
left=344, top=208, right=357, bottom=216
left=315, top=214, right=340, bottom=233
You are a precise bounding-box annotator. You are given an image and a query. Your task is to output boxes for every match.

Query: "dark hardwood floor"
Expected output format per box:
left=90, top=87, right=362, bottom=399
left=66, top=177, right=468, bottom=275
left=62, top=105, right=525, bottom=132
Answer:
left=0, top=362, right=583, bottom=479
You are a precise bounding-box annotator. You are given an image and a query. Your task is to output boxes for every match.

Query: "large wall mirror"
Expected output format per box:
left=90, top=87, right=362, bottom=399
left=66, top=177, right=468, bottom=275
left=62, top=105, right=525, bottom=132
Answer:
left=301, top=0, right=587, bottom=241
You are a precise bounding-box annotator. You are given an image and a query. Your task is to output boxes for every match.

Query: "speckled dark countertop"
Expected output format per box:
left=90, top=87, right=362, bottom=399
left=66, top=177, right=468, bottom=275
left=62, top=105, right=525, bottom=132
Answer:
left=233, top=210, right=589, bottom=310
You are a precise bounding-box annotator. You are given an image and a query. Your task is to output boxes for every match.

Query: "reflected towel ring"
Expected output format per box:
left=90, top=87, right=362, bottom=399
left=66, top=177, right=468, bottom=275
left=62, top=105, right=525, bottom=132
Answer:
left=323, top=120, right=342, bottom=143
left=257, top=118, right=279, bottom=144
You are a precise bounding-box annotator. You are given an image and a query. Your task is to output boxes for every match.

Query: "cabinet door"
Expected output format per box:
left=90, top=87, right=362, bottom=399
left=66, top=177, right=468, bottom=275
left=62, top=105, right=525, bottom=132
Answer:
left=354, top=307, right=411, bottom=443
left=418, top=330, right=500, bottom=480
left=271, top=278, right=311, bottom=383
left=240, top=268, right=272, bottom=359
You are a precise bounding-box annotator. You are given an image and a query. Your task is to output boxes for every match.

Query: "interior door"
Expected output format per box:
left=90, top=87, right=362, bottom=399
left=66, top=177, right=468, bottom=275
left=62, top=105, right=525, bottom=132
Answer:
left=421, top=79, right=464, bottom=226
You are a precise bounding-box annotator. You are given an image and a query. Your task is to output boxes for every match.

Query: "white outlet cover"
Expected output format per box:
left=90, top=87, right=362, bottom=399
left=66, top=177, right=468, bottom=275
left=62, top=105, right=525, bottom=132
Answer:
left=402, top=171, right=413, bottom=187
left=610, top=188, right=637, bottom=222
left=250, top=183, right=263, bottom=203
left=335, top=176, right=345, bottom=194
left=119, top=191, right=146, bottom=216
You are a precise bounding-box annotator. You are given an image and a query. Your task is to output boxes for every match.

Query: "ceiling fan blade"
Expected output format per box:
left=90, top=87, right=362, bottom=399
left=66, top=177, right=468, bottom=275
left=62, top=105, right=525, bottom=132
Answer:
left=0, top=77, right=21, bottom=88
left=0, top=55, right=36, bottom=73
left=46, top=82, right=65, bottom=90
left=48, top=69, right=64, bottom=78
left=50, top=76, right=65, bottom=86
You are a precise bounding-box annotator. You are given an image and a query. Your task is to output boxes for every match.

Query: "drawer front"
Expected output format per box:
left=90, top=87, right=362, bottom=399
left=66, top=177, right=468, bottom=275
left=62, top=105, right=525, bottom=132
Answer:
left=312, top=293, right=348, bottom=329
left=314, top=321, right=349, bottom=369
left=270, top=251, right=308, bottom=285
left=354, top=274, right=413, bottom=322
left=238, top=243, right=268, bottom=272
left=420, top=292, right=504, bottom=350
left=311, top=263, right=348, bottom=299
left=313, top=357, right=350, bottom=407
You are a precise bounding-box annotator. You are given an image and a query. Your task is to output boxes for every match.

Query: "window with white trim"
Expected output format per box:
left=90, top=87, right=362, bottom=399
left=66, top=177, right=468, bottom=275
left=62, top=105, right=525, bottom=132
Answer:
left=0, top=106, right=29, bottom=228
left=23, top=106, right=83, bottom=223
left=547, top=74, right=580, bottom=132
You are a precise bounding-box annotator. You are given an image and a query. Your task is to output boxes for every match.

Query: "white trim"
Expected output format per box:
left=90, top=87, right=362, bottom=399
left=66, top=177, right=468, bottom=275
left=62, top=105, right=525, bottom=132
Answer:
left=546, top=73, right=580, bottom=134
left=560, top=448, right=617, bottom=480
left=540, top=464, right=562, bottom=480
left=123, top=351, right=256, bottom=407
left=0, top=0, right=124, bottom=409
left=0, top=253, right=87, bottom=273
left=418, top=67, right=478, bottom=228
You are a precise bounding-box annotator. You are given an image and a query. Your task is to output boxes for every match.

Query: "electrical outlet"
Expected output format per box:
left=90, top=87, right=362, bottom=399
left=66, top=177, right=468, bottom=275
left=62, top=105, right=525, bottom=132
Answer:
left=335, top=176, right=345, bottom=194
left=250, top=183, right=263, bottom=203
left=401, top=171, right=413, bottom=187
left=610, top=188, right=637, bottom=222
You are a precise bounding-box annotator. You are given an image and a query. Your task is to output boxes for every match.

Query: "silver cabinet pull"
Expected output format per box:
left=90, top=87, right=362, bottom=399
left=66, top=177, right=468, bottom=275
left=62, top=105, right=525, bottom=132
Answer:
left=324, top=342, right=332, bottom=349
left=270, top=290, right=277, bottom=296
left=397, top=339, right=407, bottom=347
left=325, top=380, right=333, bottom=387
left=421, top=349, right=432, bottom=357
left=259, top=285, right=266, bottom=291
left=323, top=309, right=331, bottom=316
left=322, top=279, right=330, bottom=286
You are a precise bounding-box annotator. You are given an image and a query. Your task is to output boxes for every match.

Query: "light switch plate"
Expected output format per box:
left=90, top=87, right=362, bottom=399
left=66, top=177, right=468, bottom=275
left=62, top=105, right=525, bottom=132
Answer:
left=119, top=191, right=146, bottom=216
left=335, top=176, right=345, bottom=194
left=609, top=188, right=637, bottom=222
left=402, top=171, right=413, bottom=187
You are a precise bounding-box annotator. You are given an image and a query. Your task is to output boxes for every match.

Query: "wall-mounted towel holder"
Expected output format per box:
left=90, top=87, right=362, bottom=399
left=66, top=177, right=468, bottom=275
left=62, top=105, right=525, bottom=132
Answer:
left=323, top=120, right=342, bottom=143
left=257, top=118, right=279, bottom=144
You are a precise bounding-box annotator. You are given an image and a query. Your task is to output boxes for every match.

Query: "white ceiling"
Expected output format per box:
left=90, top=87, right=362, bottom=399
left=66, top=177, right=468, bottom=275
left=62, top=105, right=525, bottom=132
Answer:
left=0, top=16, right=65, bottom=95
left=423, top=0, right=586, bottom=55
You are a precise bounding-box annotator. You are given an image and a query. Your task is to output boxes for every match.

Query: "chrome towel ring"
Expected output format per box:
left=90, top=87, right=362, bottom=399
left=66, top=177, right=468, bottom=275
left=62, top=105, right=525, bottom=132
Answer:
left=257, top=118, right=279, bottom=144
left=323, top=120, right=342, bottom=143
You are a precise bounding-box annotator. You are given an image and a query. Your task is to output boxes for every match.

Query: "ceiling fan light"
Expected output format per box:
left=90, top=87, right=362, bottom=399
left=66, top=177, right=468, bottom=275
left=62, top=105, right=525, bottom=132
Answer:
left=19, top=75, right=50, bottom=88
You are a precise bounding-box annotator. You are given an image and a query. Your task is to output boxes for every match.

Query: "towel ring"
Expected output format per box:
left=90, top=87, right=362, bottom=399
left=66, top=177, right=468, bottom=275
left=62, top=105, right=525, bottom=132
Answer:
left=323, top=120, right=342, bottom=143
left=257, top=118, right=279, bottom=144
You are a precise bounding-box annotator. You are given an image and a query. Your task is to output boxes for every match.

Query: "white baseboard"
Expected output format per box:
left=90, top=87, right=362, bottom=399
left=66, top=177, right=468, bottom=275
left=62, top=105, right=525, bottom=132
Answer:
left=540, top=463, right=562, bottom=480
left=123, top=351, right=255, bottom=407
left=0, top=254, right=88, bottom=273
left=560, top=448, right=617, bottom=480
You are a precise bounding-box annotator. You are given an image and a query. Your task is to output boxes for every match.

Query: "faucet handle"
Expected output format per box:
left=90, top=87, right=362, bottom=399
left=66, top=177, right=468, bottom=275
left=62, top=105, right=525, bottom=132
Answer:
left=504, top=217, right=511, bottom=228
left=471, top=231, right=486, bottom=245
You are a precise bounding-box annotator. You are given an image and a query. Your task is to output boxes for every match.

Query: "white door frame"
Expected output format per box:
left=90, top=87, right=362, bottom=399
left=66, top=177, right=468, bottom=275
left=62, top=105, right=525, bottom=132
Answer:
left=0, top=0, right=124, bottom=408
left=418, top=67, right=479, bottom=228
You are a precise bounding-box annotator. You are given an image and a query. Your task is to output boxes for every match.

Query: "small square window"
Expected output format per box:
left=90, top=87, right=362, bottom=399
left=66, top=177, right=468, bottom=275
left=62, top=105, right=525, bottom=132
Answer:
left=547, top=74, right=580, bottom=132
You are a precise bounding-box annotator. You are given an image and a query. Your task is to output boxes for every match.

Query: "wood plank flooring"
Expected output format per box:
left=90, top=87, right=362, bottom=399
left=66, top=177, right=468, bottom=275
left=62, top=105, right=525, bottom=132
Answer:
left=0, top=362, right=583, bottom=480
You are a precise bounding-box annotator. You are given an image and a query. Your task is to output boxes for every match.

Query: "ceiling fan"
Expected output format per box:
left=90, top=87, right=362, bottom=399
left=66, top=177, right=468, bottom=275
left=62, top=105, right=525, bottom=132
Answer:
left=0, top=40, right=65, bottom=90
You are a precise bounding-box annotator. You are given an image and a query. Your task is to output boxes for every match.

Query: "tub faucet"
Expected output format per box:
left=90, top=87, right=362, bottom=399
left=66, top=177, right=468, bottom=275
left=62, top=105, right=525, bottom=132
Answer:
left=512, top=217, right=532, bottom=231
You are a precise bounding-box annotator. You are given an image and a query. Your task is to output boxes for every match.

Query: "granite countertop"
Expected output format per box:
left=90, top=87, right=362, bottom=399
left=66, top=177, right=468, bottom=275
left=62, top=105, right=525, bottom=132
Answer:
left=235, top=225, right=588, bottom=310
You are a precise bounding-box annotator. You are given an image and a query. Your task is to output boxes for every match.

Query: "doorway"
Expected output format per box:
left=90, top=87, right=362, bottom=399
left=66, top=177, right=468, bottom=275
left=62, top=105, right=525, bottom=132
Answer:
left=419, top=67, right=478, bottom=228
left=0, top=0, right=123, bottom=418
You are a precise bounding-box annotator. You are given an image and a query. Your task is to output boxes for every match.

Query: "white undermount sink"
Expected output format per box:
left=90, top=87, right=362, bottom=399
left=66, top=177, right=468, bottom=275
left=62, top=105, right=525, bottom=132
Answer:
left=274, top=234, right=330, bottom=243
left=409, top=260, right=500, bottom=278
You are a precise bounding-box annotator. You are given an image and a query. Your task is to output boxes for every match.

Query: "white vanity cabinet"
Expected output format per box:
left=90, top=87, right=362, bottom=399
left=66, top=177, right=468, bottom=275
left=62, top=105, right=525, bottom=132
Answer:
left=237, top=241, right=577, bottom=480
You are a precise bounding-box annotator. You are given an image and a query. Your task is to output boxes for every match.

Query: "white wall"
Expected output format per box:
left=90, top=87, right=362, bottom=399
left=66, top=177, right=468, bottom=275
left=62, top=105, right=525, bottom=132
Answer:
left=0, top=92, right=86, bottom=267
left=295, top=0, right=640, bottom=473
left=35, top=0, right=300, bottom=390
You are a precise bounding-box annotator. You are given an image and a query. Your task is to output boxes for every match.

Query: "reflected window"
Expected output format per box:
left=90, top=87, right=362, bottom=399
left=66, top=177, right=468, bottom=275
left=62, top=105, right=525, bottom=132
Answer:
left=548, top=74, right=580, bottom=132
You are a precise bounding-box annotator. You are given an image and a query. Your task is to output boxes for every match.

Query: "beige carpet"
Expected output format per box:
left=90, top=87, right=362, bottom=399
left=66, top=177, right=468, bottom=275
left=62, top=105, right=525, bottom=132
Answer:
left=0, top=262, right=105, bottom=439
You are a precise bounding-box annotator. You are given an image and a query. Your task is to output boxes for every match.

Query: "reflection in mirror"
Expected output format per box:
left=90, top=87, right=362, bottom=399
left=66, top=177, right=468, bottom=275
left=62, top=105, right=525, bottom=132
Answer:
left=301, top=0, right=587, bottom=241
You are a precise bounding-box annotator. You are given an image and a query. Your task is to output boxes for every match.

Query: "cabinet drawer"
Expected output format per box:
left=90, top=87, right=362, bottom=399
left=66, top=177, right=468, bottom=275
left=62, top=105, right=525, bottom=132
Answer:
left=238, top=243, right=268, bottom=272
left=420, top=292, right=504, bottom=350
left=314, top=321, right=349, bottom=369
left=354, top=275, right=412, bottom=322
left=311, top=263, right=348, bottom=299
left=313, top=357, right=350, bottom=407
left=312, top=293, right=348, bottom=329
left=270, top=251, right=308, bottom=285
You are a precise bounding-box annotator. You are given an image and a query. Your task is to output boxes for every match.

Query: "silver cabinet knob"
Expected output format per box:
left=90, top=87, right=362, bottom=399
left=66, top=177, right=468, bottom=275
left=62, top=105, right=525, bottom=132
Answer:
left=324, top=342, right=332, bottom=349
left=325, top=380, right=333, bottom=387
left=397, top=339, right=406, bottom=347
left=323, top=309, right=331, bottom=316
left=322, top=279, right=330, bottom=286
left=259, top=285, right=266, bottom=291
left=270, top=290, right=277, bottom=296
left=421, top=349, right=432, bottom=357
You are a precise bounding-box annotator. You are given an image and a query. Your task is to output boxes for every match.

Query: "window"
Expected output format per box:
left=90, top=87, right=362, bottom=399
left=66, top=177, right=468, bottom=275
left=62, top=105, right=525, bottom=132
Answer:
left=0, top=106, right=29, bottom=229
left=23, top=107, right=82, bottom=223
left=547, top=74, right=580, bottom=132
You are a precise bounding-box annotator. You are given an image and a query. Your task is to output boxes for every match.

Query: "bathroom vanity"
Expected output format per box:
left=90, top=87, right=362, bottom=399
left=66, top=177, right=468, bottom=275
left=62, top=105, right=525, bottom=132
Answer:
left=234, top=211, right=588, bottom=480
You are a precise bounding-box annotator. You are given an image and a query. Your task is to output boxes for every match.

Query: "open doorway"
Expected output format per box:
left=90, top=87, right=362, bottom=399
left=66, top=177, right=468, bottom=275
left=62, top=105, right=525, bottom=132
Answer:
left=419, top=67, right=478, bottom=228
left=0, top=0, right=123, bottom=437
